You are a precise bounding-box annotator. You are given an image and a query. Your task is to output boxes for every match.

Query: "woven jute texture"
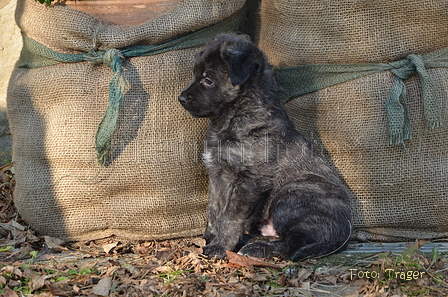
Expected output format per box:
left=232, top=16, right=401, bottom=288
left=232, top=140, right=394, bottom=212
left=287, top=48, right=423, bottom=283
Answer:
left=259, top=0, right=448, bottom=241
left=7, top=0, right=246, bottom=241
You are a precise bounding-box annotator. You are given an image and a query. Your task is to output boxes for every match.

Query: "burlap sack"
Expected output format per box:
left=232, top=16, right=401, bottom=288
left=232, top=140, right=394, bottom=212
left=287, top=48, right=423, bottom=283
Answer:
left=7, top=0, right=246, bottom=241
left=259, top=0, right=448, bottom=241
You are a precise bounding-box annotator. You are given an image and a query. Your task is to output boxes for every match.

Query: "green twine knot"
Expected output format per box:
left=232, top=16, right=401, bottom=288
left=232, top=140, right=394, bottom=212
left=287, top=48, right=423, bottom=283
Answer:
left=102, top=48, right=125, bottom=67
left=275, top=47, right=447, bottom=147
left=386, top=54, right=441, bottom=145
left=93, top=48, right=128, bottom=166
left=15, top=7, right=247, bottom=165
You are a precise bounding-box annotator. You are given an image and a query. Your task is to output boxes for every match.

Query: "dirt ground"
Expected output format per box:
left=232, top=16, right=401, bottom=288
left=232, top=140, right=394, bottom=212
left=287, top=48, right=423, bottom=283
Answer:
left=0, top=162, right=447, bottom=297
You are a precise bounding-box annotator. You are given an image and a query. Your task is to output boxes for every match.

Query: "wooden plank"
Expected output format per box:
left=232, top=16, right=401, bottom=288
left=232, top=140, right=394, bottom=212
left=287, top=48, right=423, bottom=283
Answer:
left=65, top=0, right=182, bottom=26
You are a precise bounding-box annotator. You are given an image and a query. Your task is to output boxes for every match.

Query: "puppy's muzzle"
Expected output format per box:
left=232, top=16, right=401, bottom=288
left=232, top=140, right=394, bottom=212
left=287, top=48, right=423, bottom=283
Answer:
left=178, top=94, right=191, bottom=105
left=178, top=95, right=187, bottom=104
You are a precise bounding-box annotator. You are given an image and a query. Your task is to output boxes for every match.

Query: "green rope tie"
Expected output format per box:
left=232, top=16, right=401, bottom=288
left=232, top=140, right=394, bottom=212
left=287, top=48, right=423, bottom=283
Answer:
left=275, top=48, right=448, bottom=146
left=94, top=49, right=127, bottom=166
left=17, top=9, right=244, bottom=165
left=386, top=54, right=441, bottom=145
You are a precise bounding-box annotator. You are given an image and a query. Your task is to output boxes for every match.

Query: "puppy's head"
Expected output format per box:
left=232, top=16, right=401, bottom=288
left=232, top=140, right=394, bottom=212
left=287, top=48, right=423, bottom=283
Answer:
left=178, top=34, right=266, bottom=118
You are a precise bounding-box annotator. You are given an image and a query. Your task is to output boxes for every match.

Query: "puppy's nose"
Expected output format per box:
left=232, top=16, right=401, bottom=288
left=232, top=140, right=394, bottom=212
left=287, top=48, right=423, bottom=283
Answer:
left=178, top=95, right=187, bottom=104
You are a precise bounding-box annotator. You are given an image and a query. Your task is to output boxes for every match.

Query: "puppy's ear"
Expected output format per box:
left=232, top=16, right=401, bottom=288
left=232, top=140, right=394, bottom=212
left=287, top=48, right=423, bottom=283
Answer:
left=224, top=49, right=259, bottom=85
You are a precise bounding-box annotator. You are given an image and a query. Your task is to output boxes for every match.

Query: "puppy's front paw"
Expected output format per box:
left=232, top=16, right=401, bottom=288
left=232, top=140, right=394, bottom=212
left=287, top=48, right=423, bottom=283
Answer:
left=202, top=244, right=227, bottom=259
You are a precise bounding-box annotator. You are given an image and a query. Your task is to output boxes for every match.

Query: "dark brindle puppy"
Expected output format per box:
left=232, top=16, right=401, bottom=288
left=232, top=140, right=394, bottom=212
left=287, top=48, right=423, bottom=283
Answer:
left=178, top=34, right=352, bottom=261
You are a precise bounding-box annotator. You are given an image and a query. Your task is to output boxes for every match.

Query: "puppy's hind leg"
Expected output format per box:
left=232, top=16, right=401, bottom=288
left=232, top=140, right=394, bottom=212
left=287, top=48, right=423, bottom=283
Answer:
left=238, top=235, right=294, bottom=259
left=237, top=229, right=317, bottom=260
left=239, top=183, right=352, bottom=261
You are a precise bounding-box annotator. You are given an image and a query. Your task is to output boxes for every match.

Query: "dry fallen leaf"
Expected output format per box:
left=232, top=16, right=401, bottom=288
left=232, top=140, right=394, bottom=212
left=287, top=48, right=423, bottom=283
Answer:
left=105, top=265, right=120, bottom=277
left=300, top=281, right=311, bottom=291
left=44, top=236, right=67, bottom=252
left=2, top=286, right=19, bottom=297
left=102, top=242, right=118, bottom=254
left=7, top=280, right=21, bottom=288
left=226, top=251, right=281, bottom=270
left=245, top=271, right=268, bottom=282
left=191, top=238, right=206, bottom=247
left=1, top=265, right=23, bottom=277
left=46, top=283, right=69, bottom=296
left=0, top=172, right=11, bottom=184
left=4, top=245, right=34, bottom=262
left=136, top=243, right=151, bottom=255
left=7, top=220, right=25, bottom=231
left=277, top=273, right=286, bottom=286
left=29, top=273, right=47, bottom=292
left=297, top=268, right=313, bottom=282
left=122, top=263, right=140, bottom=275
left=92, top=276, right=112, bottom=296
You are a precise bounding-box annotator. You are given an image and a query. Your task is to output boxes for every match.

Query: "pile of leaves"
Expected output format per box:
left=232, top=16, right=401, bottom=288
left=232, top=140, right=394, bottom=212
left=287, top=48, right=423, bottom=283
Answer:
left=0, top=162, right=447, bottom=297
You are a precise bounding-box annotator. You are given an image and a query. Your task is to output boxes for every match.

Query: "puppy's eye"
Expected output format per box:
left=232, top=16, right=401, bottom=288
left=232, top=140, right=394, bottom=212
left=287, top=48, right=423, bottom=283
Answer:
left=203, top=77, right=213, bottom=86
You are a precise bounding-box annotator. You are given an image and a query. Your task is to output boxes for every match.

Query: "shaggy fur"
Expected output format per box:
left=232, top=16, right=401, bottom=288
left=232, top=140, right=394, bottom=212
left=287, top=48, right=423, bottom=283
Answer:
left=178, top=34, right=352, bottom=261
